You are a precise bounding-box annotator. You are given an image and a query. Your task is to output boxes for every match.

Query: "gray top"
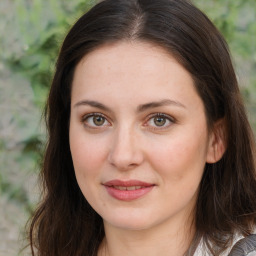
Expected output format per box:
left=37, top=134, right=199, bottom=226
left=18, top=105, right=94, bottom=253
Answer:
left=194, top=234, right=256, bottom=256
left=229, top=234, right=256, bottom=256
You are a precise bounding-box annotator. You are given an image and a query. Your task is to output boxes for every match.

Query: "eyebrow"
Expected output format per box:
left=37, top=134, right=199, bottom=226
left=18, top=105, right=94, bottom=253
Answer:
left=137, top=99, right=186, bottom=112
left=73, top=99, right=186, bottom=112
left=74, top=100, right=112, bottom=112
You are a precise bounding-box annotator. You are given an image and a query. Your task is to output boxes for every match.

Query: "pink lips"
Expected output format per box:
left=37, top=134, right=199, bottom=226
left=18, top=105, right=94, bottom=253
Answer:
left=103, top=180, right=155, bottom=201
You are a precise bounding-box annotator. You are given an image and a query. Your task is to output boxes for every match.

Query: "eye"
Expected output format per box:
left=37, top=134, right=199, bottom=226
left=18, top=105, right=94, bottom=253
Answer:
left=145, top=113, right=174, bottom=129
left=82, top=113, right=111, bottom=128
left=152, top=116, right=168, bottom=127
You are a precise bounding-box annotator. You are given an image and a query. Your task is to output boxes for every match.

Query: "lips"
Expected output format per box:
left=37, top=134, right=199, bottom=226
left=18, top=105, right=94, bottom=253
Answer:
left=111, top=185, right=147, bottom=191
left=103, top=180, right=155, bottom=201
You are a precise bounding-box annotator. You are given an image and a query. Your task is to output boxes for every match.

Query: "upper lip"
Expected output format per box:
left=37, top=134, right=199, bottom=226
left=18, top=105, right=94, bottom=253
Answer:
left=103, top=179, right=154, bottom=187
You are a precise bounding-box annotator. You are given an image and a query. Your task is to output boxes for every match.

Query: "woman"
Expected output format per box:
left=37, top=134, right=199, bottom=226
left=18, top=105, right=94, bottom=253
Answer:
left=29, top=0, right=256, bottom=255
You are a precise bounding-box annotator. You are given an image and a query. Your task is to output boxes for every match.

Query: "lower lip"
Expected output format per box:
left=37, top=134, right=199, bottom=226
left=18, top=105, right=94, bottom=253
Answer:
left=104, top=186, right=154, bottom=201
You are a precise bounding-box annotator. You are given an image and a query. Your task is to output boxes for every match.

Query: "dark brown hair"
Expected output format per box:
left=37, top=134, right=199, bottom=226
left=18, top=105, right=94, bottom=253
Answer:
left=29, top=0, right=256, bottom=255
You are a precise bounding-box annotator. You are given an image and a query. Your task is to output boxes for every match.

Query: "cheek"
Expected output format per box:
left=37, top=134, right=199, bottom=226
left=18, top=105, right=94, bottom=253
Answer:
left=147, top=132, right=208, bottom=183
left=69, top=129, right=108, bottom=178
left=69, top=132, right=109, bottom=204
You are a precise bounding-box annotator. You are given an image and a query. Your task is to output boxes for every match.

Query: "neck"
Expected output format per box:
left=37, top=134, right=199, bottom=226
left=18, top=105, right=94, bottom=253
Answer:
left=98, top=214, right=195, bottom=256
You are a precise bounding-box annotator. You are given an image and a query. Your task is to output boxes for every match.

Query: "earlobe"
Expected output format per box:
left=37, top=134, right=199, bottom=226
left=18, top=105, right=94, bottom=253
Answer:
left=206, top=119, right=227, bottom=164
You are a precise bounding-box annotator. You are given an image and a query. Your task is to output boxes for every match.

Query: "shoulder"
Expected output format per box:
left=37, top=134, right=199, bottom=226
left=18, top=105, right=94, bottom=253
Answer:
left=228, top=234, right=256, bottom=256
left=194, top=232, right=256, bottom=256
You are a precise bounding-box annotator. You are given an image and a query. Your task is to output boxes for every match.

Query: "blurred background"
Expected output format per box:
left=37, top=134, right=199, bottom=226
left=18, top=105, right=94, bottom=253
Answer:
left=0, top=0, right=255, bottom=255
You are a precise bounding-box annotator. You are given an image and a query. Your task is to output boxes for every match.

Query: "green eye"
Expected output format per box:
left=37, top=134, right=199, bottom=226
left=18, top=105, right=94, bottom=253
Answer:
left=146, top=113, right=174, bottom=129
left=82, top=113, right=110, bottom=128
left=153, top=116, right=167, bottom=126
left=93, top=115, right=106, bottom=126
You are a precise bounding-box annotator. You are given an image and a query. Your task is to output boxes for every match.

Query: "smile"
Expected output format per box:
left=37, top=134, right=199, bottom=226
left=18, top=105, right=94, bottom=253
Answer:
left=103, top=180, right=155, bottom=201
left=112, top=185, right=147, bottom=191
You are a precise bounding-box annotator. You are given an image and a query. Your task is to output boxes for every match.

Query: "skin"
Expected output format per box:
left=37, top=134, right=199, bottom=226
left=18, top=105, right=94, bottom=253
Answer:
left=69, top=41, right=224, bottom=256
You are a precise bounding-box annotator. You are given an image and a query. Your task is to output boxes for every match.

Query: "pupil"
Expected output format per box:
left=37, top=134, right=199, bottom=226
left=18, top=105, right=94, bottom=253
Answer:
left=154, top=117, right=166, bottom=126
left=93, top=116, right=104, bottom=126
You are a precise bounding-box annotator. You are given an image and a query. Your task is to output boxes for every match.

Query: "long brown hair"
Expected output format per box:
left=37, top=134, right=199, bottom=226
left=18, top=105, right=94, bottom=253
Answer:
left=29, top=0, right=256, bottom=255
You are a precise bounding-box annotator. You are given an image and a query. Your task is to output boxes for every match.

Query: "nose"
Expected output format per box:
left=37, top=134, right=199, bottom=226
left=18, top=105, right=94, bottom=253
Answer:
left=107, top=126, right=144, bottom=171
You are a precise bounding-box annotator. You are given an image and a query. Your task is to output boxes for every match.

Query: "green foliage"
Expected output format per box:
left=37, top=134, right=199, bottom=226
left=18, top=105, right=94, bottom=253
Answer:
left=6, top=0, right=95, bottom=108
left=0, top=0, right=96, bottom=210
left=195, top=0, right=256, bottom=129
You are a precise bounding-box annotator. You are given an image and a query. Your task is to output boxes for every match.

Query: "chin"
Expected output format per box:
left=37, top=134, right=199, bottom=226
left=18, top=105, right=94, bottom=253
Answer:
left=102, top=210, right=159, bottom=231
left=107, top=219, right=151, bottom=231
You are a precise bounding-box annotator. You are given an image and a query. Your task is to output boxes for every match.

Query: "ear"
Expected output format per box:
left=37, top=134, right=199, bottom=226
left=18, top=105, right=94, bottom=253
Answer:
left=206, top=119, right=227, bottom=164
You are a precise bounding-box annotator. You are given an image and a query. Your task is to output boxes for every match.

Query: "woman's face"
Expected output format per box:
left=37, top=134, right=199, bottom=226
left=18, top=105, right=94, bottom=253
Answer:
left=69, top=41, right=216, bottom=231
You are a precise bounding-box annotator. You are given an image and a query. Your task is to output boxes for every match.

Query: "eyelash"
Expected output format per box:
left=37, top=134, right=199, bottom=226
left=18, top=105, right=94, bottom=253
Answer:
left=144, top=113, right=175, bottom=130
left=81, top=112, right=111, bottom=129
left=81, top=112, right=175, bottom=130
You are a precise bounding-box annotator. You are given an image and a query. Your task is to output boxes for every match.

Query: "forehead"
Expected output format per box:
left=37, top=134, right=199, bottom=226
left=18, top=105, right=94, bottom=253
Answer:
left=71, top=41, right=202, bottom=111
left=73, top=41, right=193, bottom=86
left=77, top=41, right=177, bottom=80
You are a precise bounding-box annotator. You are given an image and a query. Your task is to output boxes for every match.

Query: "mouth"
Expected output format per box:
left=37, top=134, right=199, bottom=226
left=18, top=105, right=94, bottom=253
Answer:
left=103, top=180, right=155, bottom=201
left=110, top=185, right=149, bottom=191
